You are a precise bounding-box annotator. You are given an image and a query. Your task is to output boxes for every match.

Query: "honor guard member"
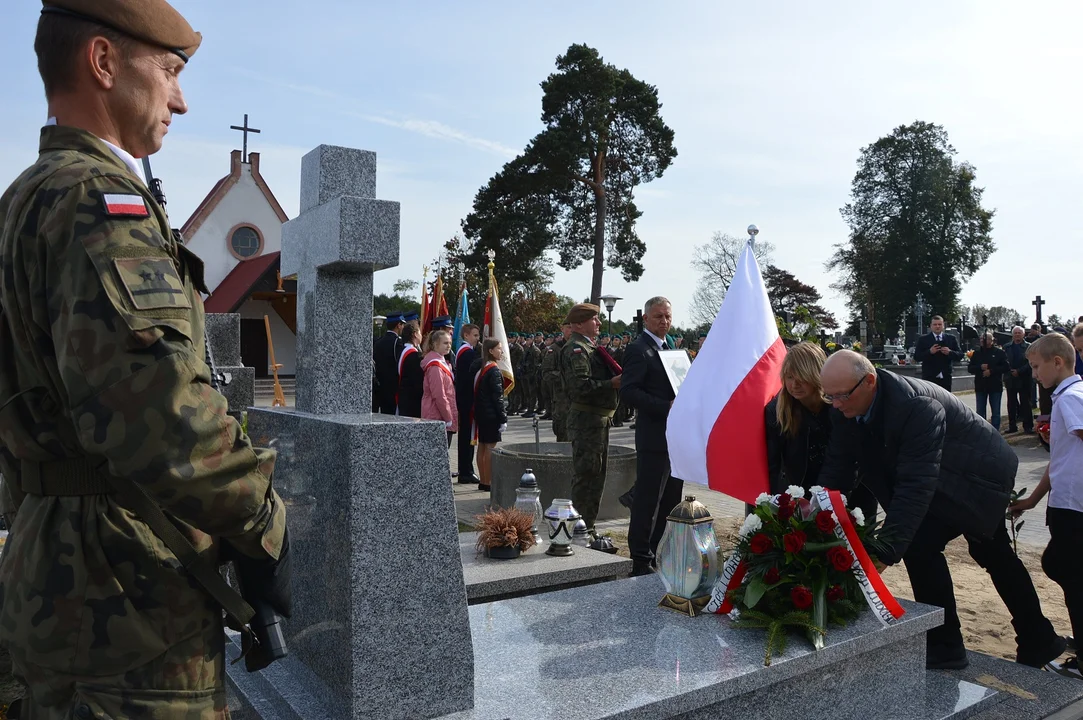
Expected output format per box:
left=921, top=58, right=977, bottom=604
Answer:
left=519, top=333, right=539, bottom=418
left=609, top=335, right=627, bottom=427
left=533, top=332, right=547, bottom=417
left=552, top=324, right=573, bottom=442
left=0, top=1, right=291, bottom=716
left=374, top=311, right=406, bottom=413
left=509, top=333, right=525, bottom=414
left=560, top=305, right=622, bottom=536
left=539, top=334, right=557, bottom=420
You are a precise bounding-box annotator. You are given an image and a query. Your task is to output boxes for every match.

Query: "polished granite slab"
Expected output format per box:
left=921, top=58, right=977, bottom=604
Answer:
left=460, top=531, right=633, bottom=604
left=946, top=651, right=1083, bottom=719
left=436, top=574, right=990, bottom=720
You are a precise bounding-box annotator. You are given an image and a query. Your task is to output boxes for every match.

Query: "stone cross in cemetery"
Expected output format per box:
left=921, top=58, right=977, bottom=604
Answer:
left=237, top=145, right=474, bottom=720
left=1033, top=294, right=1046, bottom=324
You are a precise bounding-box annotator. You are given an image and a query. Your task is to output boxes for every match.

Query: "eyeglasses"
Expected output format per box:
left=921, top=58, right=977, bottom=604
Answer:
left=823, top=377, right=865, bottom=404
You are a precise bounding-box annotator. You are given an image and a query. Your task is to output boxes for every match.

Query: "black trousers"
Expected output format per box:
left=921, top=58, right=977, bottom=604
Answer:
left=927, top=375, right=952, bottom=392
left=1007, top=382, right=1034, bottom=431
left=903, top=511, right=1057, bottom=654
left=1043, top=507, right=1083, bottom=642
left=456, top=408, right=475, bottom=477
left=628, top=450, right=684, bottom=563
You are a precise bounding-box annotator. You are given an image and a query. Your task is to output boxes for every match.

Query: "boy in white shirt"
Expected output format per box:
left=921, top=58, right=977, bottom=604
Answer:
left=1011, top=333, right=1083, bottom=678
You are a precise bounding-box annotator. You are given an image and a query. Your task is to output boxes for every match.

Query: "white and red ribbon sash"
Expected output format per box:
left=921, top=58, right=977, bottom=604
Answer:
left=471, top=362, right=498, bottom=445
left=423, top=356, right=453, bottom=379
left=705, top=552, right=747, bottom=615
left=456, top=343, right=472, bottom=361
left=398, top=345, right=418, bottom=380
left=814, top=489, right=905, bottom=625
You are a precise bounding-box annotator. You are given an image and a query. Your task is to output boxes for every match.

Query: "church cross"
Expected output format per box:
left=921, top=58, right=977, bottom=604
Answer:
left=1032, top=294, right=1046, bottom=323
left=230, top=114, right=262, bottom=163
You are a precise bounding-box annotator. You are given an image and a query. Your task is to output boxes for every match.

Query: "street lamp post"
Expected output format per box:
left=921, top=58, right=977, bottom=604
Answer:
left=599, top=294, right=622, bottom=337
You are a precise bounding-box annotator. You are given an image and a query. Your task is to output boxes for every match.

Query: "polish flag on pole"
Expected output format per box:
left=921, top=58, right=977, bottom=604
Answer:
left=667, top=226, right=786, bottom=505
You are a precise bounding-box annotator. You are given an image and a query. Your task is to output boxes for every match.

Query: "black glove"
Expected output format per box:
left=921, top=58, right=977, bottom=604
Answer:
left=234, top=524, right=292, bottom=619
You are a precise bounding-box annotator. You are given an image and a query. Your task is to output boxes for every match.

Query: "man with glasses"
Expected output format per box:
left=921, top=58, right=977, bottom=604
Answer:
left=817, top=350, right=1064, bottom=672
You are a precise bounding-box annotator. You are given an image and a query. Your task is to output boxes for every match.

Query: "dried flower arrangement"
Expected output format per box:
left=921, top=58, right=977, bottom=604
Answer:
left=474, top=507, right=537, bottom=554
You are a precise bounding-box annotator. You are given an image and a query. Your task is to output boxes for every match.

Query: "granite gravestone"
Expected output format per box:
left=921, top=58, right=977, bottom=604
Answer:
left=204, top=312, right=254, bottom=416
left=233, top=145, right=474, bottom=719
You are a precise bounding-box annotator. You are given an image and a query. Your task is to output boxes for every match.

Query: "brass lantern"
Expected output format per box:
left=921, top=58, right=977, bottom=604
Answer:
left=655, top=496, right=720, bottom=616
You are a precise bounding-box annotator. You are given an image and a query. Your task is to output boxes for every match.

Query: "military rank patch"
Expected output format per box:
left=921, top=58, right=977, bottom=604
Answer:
left=102, top=193, right=149, bottom=217
left=113, top=257, right=191, bottom=311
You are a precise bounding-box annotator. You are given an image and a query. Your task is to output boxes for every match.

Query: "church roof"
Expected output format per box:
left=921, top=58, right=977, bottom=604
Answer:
left=204, top=251, right=281, bottom=313
left=181, top=150, right=288, bottom=240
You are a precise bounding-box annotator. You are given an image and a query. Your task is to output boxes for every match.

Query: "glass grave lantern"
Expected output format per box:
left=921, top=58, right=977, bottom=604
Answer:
left=544, top=498, right=581, bottom=556
left=655, top=495, right=720, bottom=616
left=513, top=468, right=544, bottom=539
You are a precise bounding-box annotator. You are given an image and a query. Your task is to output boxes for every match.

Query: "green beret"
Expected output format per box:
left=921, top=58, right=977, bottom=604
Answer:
left=42, top=0, right=203, bottom=62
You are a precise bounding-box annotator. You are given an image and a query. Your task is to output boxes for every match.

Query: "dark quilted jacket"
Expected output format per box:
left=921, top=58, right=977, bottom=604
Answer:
left=818, top=370, right=1016, bottom=564
left=469, top=358, right=507, bottom=426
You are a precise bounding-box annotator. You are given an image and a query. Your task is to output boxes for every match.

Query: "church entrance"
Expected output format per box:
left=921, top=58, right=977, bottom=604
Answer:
left=240, top=319, right=269, bottom=378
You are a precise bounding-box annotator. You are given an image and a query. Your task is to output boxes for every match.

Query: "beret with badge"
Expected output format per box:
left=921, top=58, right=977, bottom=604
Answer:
left=564, top=303, right=600, bottom=325
left=41, top=0, right=202, bottom=62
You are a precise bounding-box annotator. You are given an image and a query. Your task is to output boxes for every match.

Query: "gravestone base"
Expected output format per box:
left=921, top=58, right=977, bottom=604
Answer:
left=491, top=442, right=637, bottom=521
left=243, top=408, right=474, bottom=720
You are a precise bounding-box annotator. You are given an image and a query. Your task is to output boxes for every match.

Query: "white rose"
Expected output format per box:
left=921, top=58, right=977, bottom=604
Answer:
left=809, top=485, right=825, bottom=497
left=755, top=492, right=772, bottom=506
left=785, top=485, right=806, bottom=499
left=839, top=493, right=848, bottom=507
left=739, top=513, right=763, bottom=538
left=851, top=507, right=866, bottom=527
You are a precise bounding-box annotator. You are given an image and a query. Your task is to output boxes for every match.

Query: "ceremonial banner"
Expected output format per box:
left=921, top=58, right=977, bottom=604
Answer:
left=483, top=263, right=514, bottom=395
left=666, top=238, right=785, bottom=504
left=453, top=288, right=471, bottom=352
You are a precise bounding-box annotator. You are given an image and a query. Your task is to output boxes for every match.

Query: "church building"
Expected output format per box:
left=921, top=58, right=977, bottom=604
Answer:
left=181, top=121, right=297, bottom=376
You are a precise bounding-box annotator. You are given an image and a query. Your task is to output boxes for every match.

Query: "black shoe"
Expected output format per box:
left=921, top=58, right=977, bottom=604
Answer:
left=1050, top=656, right=1083, bottom=680
left=521, top=412, right=535, bottom=419
left=630, top=423, right=636, bottom=430
left=477, top=483, right=491, bottom=492
left=618, top=489, right=635, bottom=509
left=457, top=474, right=481, bottom=485
left=612, top=421, right=623, bottom=427
left=1006, top=427, right=1019, bottom=434
left=451, top=471, right=459, bottom=478
left=588, top=536, right=618, bottom=554
left=631, top=560, right=655, bottom=577
left=927, top=643, right=969, bottom=670
left=1018, top=635, right=1068, bottom=668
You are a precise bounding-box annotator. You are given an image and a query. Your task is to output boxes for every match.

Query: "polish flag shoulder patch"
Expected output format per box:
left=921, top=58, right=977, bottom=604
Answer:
left=102, top=193, right=149, bottom=217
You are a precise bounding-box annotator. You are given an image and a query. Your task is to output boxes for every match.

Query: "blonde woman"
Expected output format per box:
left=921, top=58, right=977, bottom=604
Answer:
left=765, top=342, right=831, bottom=495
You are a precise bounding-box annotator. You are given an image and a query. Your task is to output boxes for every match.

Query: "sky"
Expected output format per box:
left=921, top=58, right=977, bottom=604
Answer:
left=2, top=1, right=1081, bottom=330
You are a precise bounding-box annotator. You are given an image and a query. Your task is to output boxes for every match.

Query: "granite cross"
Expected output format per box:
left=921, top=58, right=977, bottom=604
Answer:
left=229, top=113, right=261, bottom=163
left=280, top=145, right=400, bottom=414
left=1032, top=294, right=1045, bottom=324
left=634, top=308, right=644, bottom=335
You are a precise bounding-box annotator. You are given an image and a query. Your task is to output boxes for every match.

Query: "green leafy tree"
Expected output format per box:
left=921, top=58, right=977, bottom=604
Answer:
left=461, top=44, right=677, bottom=303
left=763, top=265, right=838, bottom=335
left=827, top=121, right=995, bottom=340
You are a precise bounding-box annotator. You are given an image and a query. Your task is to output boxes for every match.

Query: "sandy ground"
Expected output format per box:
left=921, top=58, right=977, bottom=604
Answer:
left=607, top=517, right=1072, bottom=664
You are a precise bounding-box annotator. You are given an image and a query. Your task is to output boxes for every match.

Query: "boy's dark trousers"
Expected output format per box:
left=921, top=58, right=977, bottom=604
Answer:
left=1043, top=507, right=1083, bottom=642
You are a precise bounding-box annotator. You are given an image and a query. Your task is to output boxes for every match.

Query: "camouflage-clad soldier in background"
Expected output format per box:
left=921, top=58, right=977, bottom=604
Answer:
left=551, top=324, right=572, bottom=442
left=508, top=333, right=524, bottom=414
left=560, top=305, right=621, bottom=535
left=519, top=334, right=539, bottom=418
left=0, top=2, right=290, bottom=716
left=538, top=334, right=555, bottom=419
left=609, top=335, right=627, bottom=427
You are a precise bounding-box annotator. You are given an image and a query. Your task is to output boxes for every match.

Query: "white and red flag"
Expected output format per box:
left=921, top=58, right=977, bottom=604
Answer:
left=482, top=260, right=515, bottom=395
left=666, top=235, right=786, bottom=504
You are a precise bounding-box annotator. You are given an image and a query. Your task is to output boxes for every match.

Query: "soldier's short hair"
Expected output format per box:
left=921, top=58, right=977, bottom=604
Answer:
left=644, top=296, right=671, bottom=314
left=35, top=13, right=132, bottom=99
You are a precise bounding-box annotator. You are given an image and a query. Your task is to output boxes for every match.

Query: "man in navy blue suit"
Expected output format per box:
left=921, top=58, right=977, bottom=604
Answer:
left=914, top=316, right=964, bottom=392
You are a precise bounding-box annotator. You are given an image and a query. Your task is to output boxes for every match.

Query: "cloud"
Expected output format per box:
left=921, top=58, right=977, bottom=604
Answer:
left=352, top=114, right=518, bottom=159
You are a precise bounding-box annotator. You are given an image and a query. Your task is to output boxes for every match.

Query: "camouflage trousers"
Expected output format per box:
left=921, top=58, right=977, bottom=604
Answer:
left=568, top=409, right=611, bottom=532
left=537, top=376, right=550, bottom=415
left=551, top=395, right=570, bottom=443
left=519, top=377, right=536, bottom=413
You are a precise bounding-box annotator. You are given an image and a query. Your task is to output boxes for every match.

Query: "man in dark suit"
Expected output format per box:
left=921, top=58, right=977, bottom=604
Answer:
left=914, top=315, right=963, bottom=391
left=819, top=350, right=1064, bottom=671
left=373, top=312, right=405, bottom=414
left=455, top=324, right=482, bottom=484
left=620, top=296, right=684, bottom=576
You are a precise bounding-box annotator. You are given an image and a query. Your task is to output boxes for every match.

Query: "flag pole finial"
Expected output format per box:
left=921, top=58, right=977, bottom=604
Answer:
left=486, top=248, right=496, bottom=271
left=746, top=224, right=759, bottom=249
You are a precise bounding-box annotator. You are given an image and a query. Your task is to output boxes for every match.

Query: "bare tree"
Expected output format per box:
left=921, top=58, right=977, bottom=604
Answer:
left=689, top=231, right=775, bottom=325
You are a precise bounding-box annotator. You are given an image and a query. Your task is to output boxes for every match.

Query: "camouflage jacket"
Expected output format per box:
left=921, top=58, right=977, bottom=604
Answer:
left=0, top=126, right=285, bottom=675
left=560, top=332, right=618, bottom=412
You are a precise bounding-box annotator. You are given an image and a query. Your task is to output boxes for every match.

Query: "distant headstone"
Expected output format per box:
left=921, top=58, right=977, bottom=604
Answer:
left=236, top=145, right=473, bottom=719
left=204, top=312, right=254, bottom=415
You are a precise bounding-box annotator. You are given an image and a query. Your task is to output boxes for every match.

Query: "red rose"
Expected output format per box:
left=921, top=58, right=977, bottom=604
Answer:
left=815, top=510, right=836, bottom=534
left=828, top=545, right=854, bottom=571
left=778, top=492, right=793, bottom=506
left=827, top=585, right=845, bottom=603
left=783, top=529, right=807, bottom=554
left=749, top=533, right=774, bottom=554
left=764, top=567, right=781, bottom=585
left=791, top=585, right=813, bottom=610
left=777, top=502, right=795, bottom=522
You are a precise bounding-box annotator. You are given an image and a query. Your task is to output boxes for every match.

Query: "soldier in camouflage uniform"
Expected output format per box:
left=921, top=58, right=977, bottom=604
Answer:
left=518, top=334, right=538, bottom=418
left=551, top=325, right=572, bottom=442
left=508, top=334, right=524, bottom=415
left=0, top=3, right=290, bottom=717
left=560, top=305, right=621, bottom=535
left=609, top=335, right=627, bottom=427
left=538, top=335, right=556, bottom=419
